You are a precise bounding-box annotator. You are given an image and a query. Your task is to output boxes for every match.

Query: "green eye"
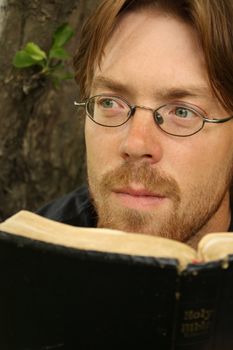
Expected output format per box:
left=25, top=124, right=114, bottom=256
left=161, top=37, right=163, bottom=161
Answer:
left=100, top=99, right=115, bottom=108
left=175, top=107, right=189, bottom=118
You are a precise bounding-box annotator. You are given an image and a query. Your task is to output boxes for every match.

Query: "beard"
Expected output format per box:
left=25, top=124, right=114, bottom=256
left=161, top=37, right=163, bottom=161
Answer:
left=88, top=161, right=231, bottom=243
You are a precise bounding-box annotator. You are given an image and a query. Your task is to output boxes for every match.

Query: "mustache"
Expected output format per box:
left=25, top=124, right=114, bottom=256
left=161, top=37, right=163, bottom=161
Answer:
left=99, top=162, right=181, bottom=203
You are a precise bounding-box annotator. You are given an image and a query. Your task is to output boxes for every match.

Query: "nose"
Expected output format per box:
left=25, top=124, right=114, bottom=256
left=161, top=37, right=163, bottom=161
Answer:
left=119, top=106, right=163, bottom=164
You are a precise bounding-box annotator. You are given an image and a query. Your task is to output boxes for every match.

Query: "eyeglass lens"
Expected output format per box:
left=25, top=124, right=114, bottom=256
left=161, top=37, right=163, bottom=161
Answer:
left=86, top=95, right=205, bottom=136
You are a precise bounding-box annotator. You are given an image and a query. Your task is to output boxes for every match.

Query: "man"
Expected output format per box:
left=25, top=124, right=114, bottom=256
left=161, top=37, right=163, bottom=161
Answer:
left=38, top=0, right=233, bottom=248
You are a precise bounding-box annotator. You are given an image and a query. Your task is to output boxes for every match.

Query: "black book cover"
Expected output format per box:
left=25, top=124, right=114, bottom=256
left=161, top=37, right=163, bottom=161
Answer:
left=0, top=229, right=232, bottom=349
left=0, top=231, right=178, bottom=349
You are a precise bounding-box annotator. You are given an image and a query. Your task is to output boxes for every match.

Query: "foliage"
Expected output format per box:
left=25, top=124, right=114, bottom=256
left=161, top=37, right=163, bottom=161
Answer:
left=13, top=23, right=74, bottom=86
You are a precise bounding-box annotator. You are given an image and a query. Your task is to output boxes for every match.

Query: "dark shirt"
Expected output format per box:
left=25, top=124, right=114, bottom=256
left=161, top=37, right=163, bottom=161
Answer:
left=37, top=185, right=233, bottom=232
left=37, top=186, right=97, bottom=227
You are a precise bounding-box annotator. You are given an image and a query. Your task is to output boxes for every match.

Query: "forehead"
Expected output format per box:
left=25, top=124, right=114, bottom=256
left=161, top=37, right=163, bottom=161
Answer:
left=92, top=9, right=211, bottom=101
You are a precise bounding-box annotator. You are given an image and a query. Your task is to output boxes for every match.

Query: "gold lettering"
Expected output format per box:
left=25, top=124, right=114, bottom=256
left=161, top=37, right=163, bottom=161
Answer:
left=180, top=308, right=213, bottom=337
left=183, top=308, right=213, bottom=321
left=181, top=320, right=210, bottom=336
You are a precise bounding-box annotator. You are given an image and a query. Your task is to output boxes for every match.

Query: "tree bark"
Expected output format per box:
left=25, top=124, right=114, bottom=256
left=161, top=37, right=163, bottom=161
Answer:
left=0, top=0, right=101, bottom=221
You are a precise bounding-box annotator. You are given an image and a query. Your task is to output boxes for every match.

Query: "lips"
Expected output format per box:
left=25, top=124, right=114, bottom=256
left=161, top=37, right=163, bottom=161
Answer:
left=114, top=187, right=164, bottom=198
left=112, top=186, right=166, bottom=209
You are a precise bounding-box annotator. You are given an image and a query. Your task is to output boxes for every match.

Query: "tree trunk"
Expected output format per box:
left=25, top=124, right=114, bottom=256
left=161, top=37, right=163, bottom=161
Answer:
left=0, top=0, right=101, bottom=221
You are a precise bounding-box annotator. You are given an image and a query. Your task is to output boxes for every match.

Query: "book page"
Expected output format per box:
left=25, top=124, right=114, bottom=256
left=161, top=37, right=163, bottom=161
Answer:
left=198, top=232, right=233, bottom=262
left=0, top=210, right=197, bottom=270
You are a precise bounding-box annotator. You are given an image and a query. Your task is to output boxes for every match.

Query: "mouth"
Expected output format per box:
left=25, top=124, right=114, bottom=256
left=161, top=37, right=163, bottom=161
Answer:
left=112, top=186, right=166, bottom=210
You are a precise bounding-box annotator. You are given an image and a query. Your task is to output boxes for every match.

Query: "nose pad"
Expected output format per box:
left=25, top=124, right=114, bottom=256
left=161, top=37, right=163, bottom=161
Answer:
left=154, top=112, right=164, bottom=125
left=130, top=106, right=136, bottom=117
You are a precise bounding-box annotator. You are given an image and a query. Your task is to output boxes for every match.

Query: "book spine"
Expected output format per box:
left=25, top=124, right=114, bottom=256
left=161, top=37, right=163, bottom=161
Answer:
left=211, top=255, right=233, bottom=350
left=172, top=262, right=222, bottom=350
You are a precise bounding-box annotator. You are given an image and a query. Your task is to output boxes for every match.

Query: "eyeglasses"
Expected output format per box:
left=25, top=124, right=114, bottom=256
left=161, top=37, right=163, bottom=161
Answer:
left=74, top=94, right=233, bottom=137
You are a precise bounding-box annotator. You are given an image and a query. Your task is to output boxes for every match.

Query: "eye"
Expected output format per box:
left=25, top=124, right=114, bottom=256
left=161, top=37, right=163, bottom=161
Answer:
left=101, top=99, right=114, bottom=108
left=158, top=103, right=201, bottom=129
left=98, top=97, right=121, bottom=110
left=174, top=106, right=194, bottom=119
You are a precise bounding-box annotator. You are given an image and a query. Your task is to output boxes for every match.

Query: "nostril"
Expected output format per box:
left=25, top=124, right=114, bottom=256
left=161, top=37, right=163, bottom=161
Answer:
left=123, top=151, right=153, bottom=160
left=154, top=112, right=164, bottom=125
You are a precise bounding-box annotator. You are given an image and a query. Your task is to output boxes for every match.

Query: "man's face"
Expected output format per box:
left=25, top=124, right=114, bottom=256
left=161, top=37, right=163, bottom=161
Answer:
left=85, top=9, right=233, bottom=244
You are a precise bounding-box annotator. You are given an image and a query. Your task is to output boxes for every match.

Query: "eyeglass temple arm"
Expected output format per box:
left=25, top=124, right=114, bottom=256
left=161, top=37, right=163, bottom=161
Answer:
left=74, top=101, right=86, bottom=107
left=204, top=115, right=233, bottom=124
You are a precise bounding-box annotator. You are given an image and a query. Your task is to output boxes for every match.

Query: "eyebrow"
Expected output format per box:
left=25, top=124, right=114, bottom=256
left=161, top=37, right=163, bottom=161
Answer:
left=92, top=76, right=211, bottom=101
left=92, top=76, right=131, bottom=95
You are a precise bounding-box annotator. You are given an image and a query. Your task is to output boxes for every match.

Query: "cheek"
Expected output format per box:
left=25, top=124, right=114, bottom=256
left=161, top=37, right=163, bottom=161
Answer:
left=85, top=121, right=122, bottom=176
left=170, top=132, right=233, bottom=190
left=198, top=130, right=233, bottom=171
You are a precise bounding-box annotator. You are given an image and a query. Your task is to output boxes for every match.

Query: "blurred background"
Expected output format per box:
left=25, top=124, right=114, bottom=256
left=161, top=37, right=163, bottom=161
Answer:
left=0, top=0, right=101, bottom=221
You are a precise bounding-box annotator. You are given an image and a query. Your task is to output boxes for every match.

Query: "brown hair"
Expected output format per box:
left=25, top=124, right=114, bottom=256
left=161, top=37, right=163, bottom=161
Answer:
left=73, top=0, right=233, bottom=113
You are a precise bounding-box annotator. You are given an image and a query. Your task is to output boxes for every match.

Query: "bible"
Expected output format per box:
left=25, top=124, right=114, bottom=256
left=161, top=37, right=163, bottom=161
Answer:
left=0, top=210, right=233, bottom=349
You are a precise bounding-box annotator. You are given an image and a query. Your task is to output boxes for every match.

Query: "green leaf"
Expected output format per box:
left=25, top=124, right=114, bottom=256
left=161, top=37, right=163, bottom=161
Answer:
left=50, top=69, right=74, bottom=83
left=51, top=72, right=74, bottom=88
left=58, top=72, right=74, bottom=80
left=49, top=47, right=70, bottom=60
left=24, top=42, right=47, bottom=61
left=52, top=23, right=74, bottom=48
left=13, top=50, right=42, bottom=68
left=51, top=77, right=60, bottom=88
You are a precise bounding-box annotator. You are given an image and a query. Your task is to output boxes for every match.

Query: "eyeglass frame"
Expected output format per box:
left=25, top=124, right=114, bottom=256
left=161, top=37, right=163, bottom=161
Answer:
left=74, top=94, right=233, bottom=137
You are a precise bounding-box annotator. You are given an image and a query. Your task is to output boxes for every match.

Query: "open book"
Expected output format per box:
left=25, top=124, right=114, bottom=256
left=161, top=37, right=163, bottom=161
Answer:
left=1, top=210, right=233, bottom=270
left=0, top=210, right=233, bottom=349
